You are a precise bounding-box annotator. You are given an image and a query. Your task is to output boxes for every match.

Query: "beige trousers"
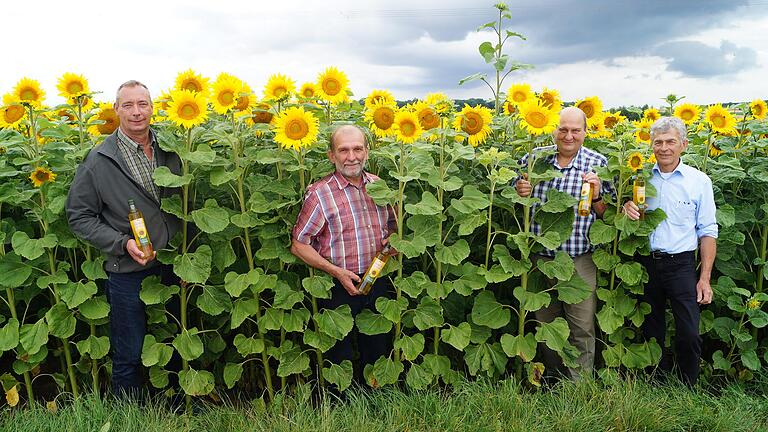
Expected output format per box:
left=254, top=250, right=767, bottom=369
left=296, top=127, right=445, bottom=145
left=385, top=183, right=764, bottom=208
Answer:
left=534, top=252, right=597, bottom=380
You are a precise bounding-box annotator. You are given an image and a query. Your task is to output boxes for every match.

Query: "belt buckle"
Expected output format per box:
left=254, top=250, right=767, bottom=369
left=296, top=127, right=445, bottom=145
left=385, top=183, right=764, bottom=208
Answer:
left=651, top=250, right=667, bottom=260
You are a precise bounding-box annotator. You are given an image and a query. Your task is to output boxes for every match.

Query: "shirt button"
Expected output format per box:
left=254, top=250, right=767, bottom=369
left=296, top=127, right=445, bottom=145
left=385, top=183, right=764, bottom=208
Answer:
left=367, top=224, right=371, bottom=228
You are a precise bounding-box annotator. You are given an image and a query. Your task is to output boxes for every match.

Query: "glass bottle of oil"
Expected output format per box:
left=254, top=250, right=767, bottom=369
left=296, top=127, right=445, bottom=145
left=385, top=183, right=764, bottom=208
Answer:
left=358, top=245, right=391, bottom=295
left=577, top=181, right=593, bottom=217
left=128, top=199, right=154, bottom=257
left=633, top=168, right=646, bottom=220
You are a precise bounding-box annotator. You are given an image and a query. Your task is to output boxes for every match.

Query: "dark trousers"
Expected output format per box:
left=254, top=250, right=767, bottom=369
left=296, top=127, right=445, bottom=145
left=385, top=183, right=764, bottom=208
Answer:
left=639, top=251, right=701, bottom=386
left=317, top=276, right=392, bottom=383
left=106, top=264, right=177, bottom=396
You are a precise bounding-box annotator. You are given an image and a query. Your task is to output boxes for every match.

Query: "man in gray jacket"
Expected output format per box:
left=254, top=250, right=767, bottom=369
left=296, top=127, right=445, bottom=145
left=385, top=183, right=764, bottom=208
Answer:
left=66, top=80, right=182, bottom=397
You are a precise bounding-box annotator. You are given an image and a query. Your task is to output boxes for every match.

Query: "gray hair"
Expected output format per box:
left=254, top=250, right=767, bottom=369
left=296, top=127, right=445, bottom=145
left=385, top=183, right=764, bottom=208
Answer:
left=115, top=80, right=150, bottom=103
left=329, top=124, right=368, bottom=151
left=650, top=116, right=687, bottom=142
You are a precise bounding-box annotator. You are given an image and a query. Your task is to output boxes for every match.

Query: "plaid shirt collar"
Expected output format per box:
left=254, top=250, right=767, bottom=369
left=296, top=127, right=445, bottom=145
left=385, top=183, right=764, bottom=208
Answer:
left=116, top=128, right=157, bottom=154
left=546, top=146, right=587, bottom=170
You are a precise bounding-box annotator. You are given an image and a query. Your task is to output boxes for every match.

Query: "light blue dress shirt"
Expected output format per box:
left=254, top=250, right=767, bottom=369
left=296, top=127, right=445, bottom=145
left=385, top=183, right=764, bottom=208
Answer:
left=646, top=161, right=718, bottom=253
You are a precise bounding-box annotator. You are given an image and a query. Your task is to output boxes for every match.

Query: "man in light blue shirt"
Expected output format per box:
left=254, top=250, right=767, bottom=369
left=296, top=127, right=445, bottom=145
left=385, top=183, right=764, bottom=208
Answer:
left=623, top=116, right=717, bottom=386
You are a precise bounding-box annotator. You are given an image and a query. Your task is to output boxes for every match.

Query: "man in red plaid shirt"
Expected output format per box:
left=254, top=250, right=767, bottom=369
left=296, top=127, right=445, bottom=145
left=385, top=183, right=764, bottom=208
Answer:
left=291, top=124, right=397, bottom=383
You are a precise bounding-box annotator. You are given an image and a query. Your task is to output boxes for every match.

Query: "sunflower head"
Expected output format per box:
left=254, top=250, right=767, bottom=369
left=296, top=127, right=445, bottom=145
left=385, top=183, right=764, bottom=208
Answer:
left=56, top=72, right=89, bottom=99
left=233, top=83, right=256, bottom=114
left=13, top=78, right=45, bottom=107
left=517, top=100, right=558, bottom=136
left=503, top=100, right=516, bottom=116
left=0, top=96, right=26, bottom=128
left=299, top=83, right=318, bottom=99
left=575, top=96, right=603, bottom=126
left=538, top=87, right=562, bottom=111
left=212, top=76, right=243, bottom=114
left=709, top=142, right=724, bottom=158
left=627, top=152, right=644, bottom=172
left=264, top=73, right=296, bottom=101
left=316, top=67, right=350, bottom=104
left=29, top=166, right=56, bottom=187
left=364, top=89, right=395, bottom=110
left=413, top=101, right=440, bottom=131
left=588, top=113, right=611, bottom=139
left=674, top=103, right=701, bottom=125
left=273, top=106, right=319, bottom=151
left=643, top=108, right=661, bottom=122
left=704, top=104, right=737, bottom=135
left=167, top=90, right=209, bottom=129
left=602, top=112, right=625, bottom=129
left=365, top=100, right=397, bottom=138
left=633, top=118, right=653, bottom=144
left=453, top=104, right=493, bottom=146
left=750, top=99, right=767, bottom=120
left=87, top=102, right=120, bottom=136
left=507, top=83, right=533, bottom=106
left=174, top=69, right=210, bottom=96
left=647, top=153, right=656, bottom=165
left=424, top=92, right=453, bottom=114
left=249, top=102, right=274, bottom=125
left=394, top=110, right=423, bottom=144
left=746, top=297, right=761, bottom=310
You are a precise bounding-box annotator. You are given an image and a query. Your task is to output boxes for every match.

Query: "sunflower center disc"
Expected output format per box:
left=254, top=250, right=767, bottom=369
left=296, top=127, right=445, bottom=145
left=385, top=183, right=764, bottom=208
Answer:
left=21, top=89, right=37, bottom=101
left=712, top=115, right=726, bottom=128
left=286, top=120, right=308, bottom=140
left=324, top=80, right=339, bottom=95
left=68, top=82, right=84, bottom=94
left=464, top=114, right=481, bottom=134
left=181, top=104, right=198, bottom=119
left=526, top=112, right=547, bottom=128
left=220, top=92, right=235, bottom=105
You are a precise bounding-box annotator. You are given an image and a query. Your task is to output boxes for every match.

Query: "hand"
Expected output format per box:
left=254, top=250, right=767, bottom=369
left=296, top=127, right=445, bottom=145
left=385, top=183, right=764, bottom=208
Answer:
left=515, top=174, right=531, bottom=198
left=622, top=200, right=641, bottom=221
left=126, top=238, right=155, bottom=266
left=333, top=267, right=362, bottom=296
left=382, top=236, right=398, bottom=256
left=697, top=278, right=713, bottom=305
left=581, top=172, right=603, bottom=200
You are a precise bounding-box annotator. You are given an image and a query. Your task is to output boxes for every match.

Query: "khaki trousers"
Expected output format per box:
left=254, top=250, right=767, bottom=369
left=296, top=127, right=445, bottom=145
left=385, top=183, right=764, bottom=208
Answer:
left=534, top=252, right=597, bottom=380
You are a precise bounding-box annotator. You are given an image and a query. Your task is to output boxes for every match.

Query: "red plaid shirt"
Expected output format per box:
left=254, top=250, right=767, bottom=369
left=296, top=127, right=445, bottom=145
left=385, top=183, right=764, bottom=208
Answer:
left=292, top=171, right=397, bottom=274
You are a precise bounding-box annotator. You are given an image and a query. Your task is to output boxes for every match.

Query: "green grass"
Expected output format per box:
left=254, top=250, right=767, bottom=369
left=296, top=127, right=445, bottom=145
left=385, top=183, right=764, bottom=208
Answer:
left=3, top=375, right=768, bottom=432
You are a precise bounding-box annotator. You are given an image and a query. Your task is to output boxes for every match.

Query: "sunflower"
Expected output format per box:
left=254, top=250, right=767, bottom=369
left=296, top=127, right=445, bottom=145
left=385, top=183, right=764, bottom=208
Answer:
left=233, top=83, right=256, bottom=115
left=643, top=108, right=661, bottom=122
left=674, top=103, right=701, bottom=125
left=365, top=100, right=397, bottom=138
left=174, top=69, right=209, bottom=96
left=87, top=102, right=120, bottom=136
left=29, top=166, right=56, bottom=187
left=211, top=76, right=242, bottom=114
left=575, top=96, right=603, bottom=126
left=507, top=83, right=533, bottom=107
left=750, top=99, right=767, bottom=120
left=538, top=87, right=562, bottom=112
left=364, top=89, right=395, bottom=110
left=424, top=92, right=453, bottom=114
left=709, top=142, right=724, bottom=157
left=299, top=83, right=318, bottom=99
left=167, top=90, right=209, bottom=129
left=56, top=72, right=89, bottom=99
left=588, top=112, right=611, bottom=139
left=412, top=101, right=440, bottom=131
left=704, top=104, right=737, bottom=134
left=647, top=153, right=656, bottom=165
left=517, top=100, right=558, bottom=136
left=264, top=73, right=296, bottom=101
left=0, top=96, right=26, bottom=128
left=249, top=102, right=274, bottom=126
left=13, top=77, right=45, bottom=107
left=633, top=118, right=653, bottom=144
left=602, top=112, right=625, bottom=129
left=273, top=106, right=319, bottom=151
left=393, top=110, right=423, bottom=144
left=626, top=152, right=644, bottom=172
left=453, top=104, right=493, bottom=146
left=316, top=67, right=350, bottom=104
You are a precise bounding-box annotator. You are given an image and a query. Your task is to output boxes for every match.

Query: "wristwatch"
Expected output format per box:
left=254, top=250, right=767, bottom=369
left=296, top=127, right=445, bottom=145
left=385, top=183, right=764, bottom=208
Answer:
left=592, top=195, right=602, bottom=203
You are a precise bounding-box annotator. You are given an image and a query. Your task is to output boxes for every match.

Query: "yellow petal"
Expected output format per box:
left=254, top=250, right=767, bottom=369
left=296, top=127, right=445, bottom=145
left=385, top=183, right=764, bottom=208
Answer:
left=5, top=385, right=19, bottom=407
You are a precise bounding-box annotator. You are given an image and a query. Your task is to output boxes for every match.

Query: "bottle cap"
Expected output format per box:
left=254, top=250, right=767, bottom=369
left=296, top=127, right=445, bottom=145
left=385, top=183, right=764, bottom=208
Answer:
left=128, top=199, right=135, bottom=206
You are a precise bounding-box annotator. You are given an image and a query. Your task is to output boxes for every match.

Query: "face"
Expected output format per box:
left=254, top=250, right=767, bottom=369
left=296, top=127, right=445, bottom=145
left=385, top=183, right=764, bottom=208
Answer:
left=554, top=109, right=586, bottom=156
left=328, top=129, right=368, bottom=181
left=652, top=130, right=688, bottom=172
left=115, top=85, right=153, bottom=138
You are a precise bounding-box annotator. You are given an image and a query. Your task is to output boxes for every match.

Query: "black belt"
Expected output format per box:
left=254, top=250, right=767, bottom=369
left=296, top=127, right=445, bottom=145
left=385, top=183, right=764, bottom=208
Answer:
left=649, top=250, right=694, bottom=260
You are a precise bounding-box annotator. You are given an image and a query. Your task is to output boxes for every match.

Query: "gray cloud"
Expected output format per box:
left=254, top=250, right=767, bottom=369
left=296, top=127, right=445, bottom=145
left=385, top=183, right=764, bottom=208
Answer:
left=654, top=40, right=757, bottom=76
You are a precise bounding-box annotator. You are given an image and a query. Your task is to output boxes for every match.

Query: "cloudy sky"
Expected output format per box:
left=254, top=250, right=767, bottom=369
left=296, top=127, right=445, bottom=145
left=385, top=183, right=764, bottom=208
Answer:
left=4, top=0, right=767, bottom=108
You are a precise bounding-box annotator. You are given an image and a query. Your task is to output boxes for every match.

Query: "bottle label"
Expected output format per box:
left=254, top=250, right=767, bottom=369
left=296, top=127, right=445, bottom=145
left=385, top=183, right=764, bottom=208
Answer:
left=368, top=258, right=386, bottom=278
left=580, top=182, right=591, bottom=197
left=635, top=186, right=645, bottom=204
left=130, top=218, right=150, bottom=246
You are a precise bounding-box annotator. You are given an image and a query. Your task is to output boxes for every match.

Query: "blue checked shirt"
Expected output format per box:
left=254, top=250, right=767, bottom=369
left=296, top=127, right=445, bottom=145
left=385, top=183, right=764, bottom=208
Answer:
left=646, top=161, right=718, bottom=253
left=519, top=145, right=613, bottom=257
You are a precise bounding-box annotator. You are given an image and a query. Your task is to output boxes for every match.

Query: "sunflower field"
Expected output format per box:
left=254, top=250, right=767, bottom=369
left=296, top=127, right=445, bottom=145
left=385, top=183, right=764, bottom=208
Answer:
left=1, top=29, right=768, bottom=408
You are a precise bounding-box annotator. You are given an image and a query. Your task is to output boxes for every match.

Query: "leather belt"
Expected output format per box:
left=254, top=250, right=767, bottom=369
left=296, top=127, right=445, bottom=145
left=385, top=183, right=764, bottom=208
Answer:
left=650, top=250, right=694, bottom=260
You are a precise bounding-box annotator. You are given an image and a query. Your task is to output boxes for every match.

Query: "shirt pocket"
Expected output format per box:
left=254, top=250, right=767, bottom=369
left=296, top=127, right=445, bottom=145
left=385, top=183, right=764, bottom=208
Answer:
left=668, top=200, right=696, bottom=226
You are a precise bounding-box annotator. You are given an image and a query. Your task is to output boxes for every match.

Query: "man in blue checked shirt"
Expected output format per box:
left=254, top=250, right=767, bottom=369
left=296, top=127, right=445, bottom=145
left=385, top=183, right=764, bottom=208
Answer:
left=623, top=116, right=717, bottom=386
left=515, top=106, right=614, bottom=380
